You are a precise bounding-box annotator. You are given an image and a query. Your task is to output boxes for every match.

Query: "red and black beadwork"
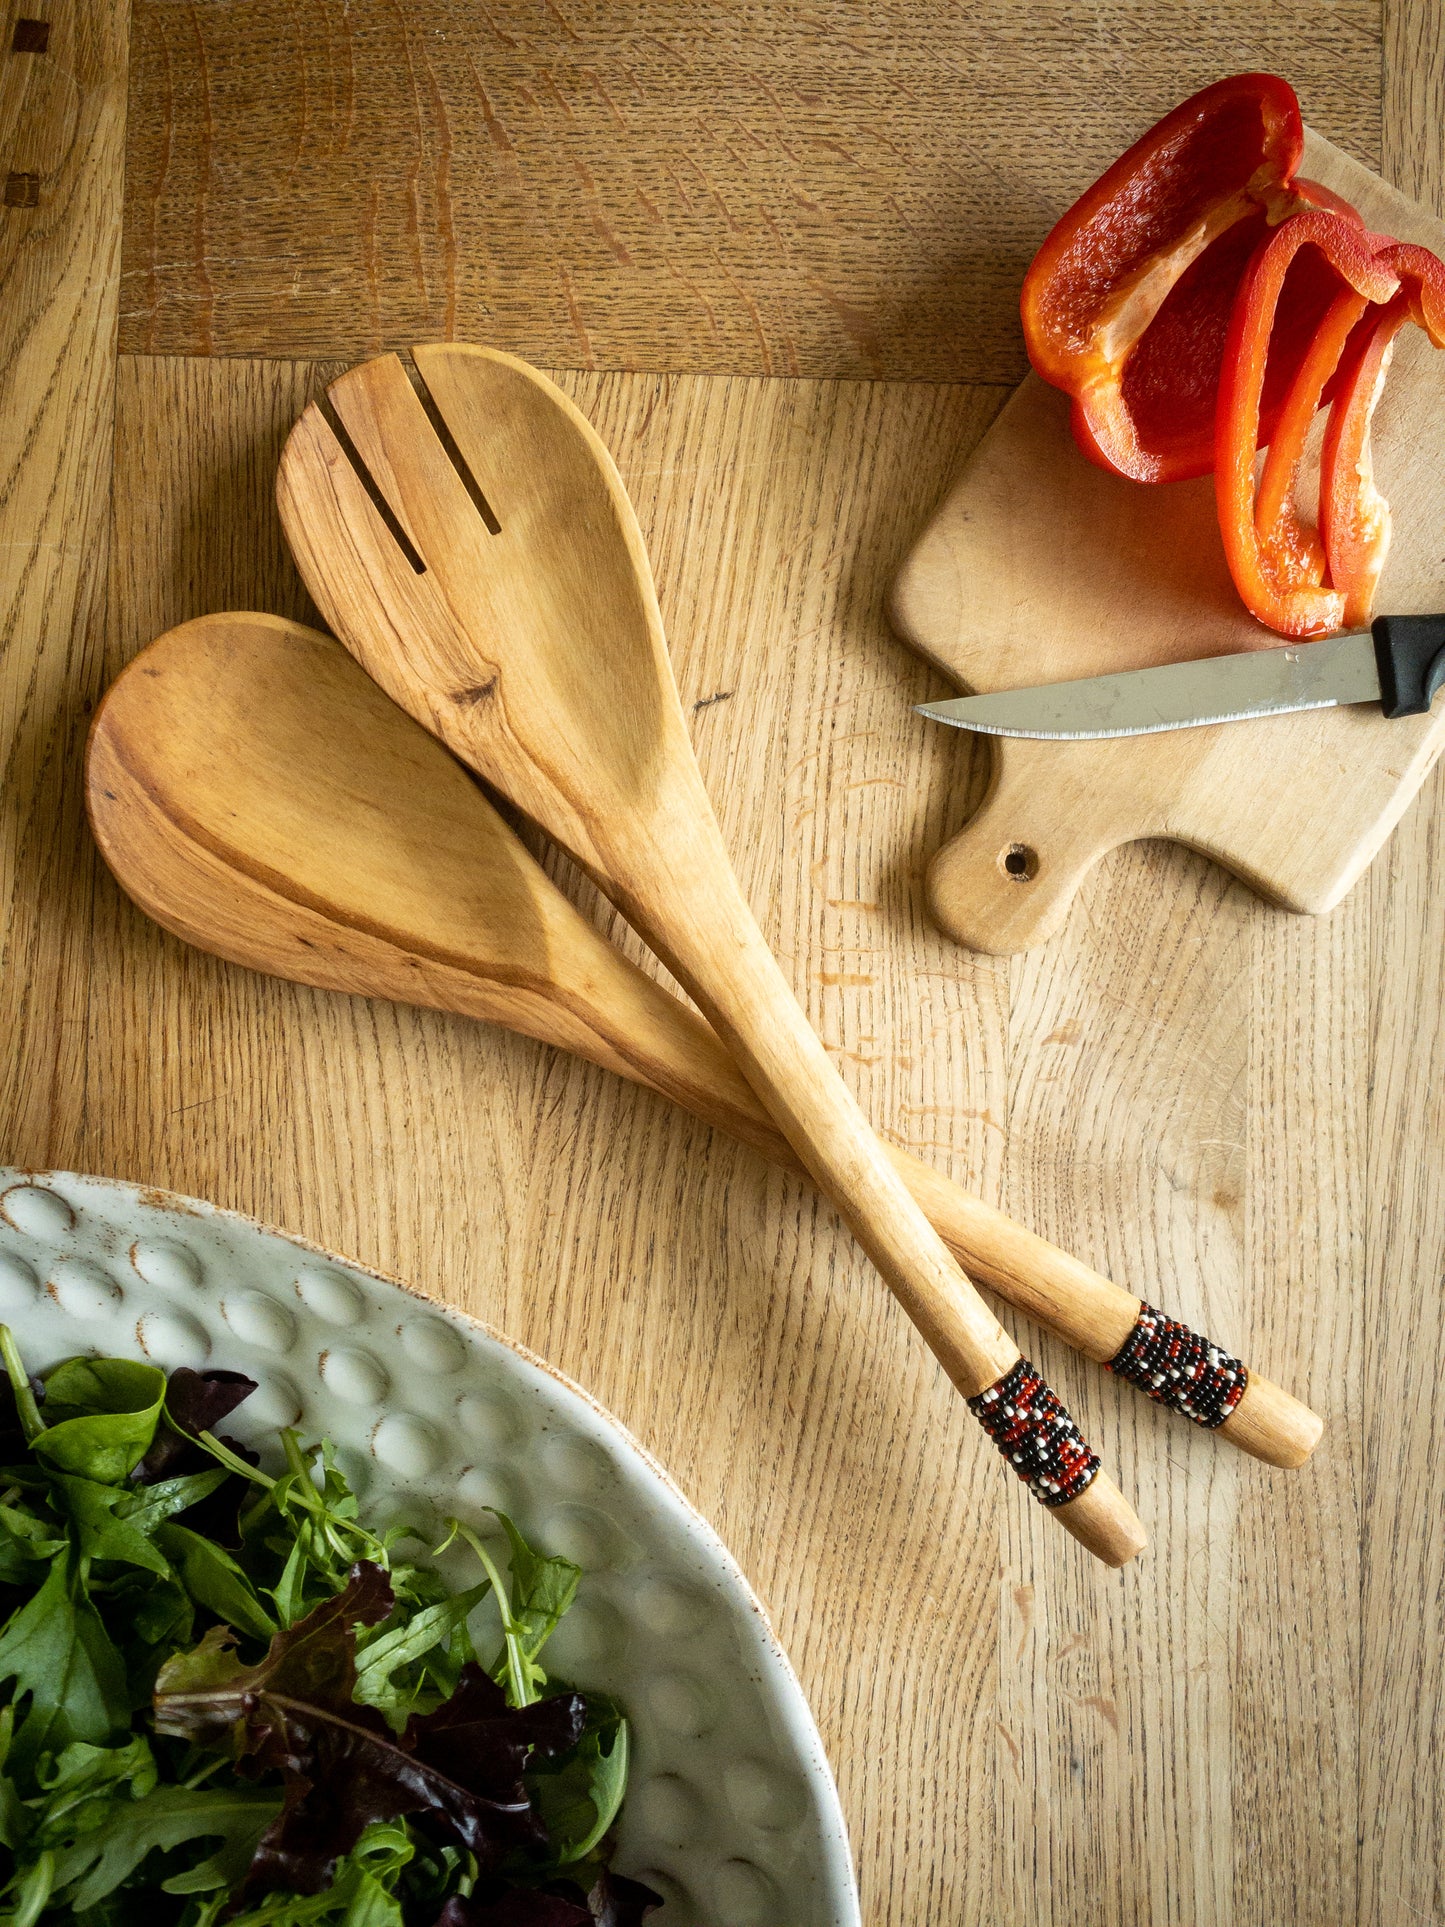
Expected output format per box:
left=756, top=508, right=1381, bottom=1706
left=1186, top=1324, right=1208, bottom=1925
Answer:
left=1105, top=1302, right=1246, bottom=1427
left=966, top=1357, right=1101, bottom=1507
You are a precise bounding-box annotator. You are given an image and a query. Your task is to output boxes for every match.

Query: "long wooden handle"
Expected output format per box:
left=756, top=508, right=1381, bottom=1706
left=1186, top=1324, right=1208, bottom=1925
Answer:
left=606, top=817, right=1147, bottom=1565
left=521, top=901, right=1317, bottom=1468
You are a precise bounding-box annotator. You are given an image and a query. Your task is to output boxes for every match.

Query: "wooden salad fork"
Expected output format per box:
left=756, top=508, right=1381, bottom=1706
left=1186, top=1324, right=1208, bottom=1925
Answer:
left=274, top=346, right=1148, bottom=1561
left=86, top=612, right=1321, bottom=1475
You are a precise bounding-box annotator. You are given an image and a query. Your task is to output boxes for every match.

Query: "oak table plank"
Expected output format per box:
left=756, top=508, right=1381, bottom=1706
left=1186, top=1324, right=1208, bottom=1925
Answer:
left=0, top=0, right=127, bottom=1168
left=1362, top=10, right=1445, bottom=1923
left=119, top=0, right=1381, bottom=376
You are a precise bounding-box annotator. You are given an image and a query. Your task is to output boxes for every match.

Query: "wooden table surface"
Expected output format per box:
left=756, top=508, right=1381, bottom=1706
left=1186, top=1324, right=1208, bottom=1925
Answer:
left=5, top=4, right=1444, bottom=1921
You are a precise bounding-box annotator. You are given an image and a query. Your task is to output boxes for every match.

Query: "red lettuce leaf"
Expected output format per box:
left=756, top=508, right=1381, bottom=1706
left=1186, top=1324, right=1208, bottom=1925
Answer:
left=154, top=1564, right=585, bottom=1898
left=136, top=1368, right=259, bottom=1483
left=432, top=1868, right=663, bottom=1927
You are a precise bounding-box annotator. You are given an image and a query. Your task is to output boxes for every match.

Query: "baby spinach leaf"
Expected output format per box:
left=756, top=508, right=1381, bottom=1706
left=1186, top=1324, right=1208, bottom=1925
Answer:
left=32, top=1358, right=167, bottom=1484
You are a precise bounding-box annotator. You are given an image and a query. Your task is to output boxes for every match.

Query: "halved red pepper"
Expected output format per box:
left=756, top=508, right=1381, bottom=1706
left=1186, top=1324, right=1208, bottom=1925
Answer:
left=1022, top=75, right=1341, bottom=482
left=1320, top=244, right=1445, bottom=625
left=1214, top=210, right=1400, bottom=636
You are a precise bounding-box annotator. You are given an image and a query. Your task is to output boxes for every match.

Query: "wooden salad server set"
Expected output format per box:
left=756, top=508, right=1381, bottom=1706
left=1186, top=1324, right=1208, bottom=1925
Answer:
left=87, top=346, right=1325, bottom=1565
left=86, top=610, right=1319, bottom=1481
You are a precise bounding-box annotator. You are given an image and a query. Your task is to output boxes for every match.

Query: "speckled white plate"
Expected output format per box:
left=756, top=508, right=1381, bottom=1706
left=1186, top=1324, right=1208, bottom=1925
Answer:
left=0, top=1169, right=859, bottom=1927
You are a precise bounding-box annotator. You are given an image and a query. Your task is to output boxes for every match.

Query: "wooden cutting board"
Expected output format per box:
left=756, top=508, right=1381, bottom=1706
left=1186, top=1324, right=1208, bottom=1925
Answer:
left=890, top=133, right=1445, bottom=954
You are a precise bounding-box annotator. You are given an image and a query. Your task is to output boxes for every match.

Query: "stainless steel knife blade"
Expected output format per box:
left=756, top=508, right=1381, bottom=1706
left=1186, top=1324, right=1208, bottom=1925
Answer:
left=916, top=628, right=1384, bottom=740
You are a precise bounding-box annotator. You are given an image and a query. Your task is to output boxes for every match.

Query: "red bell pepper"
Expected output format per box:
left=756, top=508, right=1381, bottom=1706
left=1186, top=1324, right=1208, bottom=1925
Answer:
left=1320, top=244, right=1445, bottom=625
left=1214, top=211, right=1399, bottom=636
left=1022, top=74, right=1333, bottom=482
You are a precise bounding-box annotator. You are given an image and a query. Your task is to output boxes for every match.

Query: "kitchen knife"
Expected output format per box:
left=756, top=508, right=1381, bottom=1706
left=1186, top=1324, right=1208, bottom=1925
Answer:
left=916, top=614, right=1445, bottom=741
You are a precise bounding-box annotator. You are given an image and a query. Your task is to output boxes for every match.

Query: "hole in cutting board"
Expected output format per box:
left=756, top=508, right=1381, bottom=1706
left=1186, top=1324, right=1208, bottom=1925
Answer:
left=3, top=171, right=39, bottom=207
left=999, top=842, right=1038, bottom=882
left=11, top=18, right=49, bottom=51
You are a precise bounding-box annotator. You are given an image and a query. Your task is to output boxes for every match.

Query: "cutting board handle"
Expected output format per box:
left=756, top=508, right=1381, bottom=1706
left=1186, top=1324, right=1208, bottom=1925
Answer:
left=928, top=753, right=1140, bottom=954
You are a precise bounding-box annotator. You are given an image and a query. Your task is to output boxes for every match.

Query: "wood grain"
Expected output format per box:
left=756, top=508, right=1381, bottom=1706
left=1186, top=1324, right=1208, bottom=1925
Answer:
left=891, top=131, right=1445, bottom=954
left=118, top=0, right=1382, bottom=376
left=0, top=0, right=127, bottom=1166
left=1364, top=8, right=1445, bottom=1922
left=56, top=350, right=1426, bottom=1919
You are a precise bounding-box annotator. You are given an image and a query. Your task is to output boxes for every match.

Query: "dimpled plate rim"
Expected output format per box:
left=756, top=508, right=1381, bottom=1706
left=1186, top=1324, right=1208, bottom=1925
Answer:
left=0, top=1168, right=860, bottom=1927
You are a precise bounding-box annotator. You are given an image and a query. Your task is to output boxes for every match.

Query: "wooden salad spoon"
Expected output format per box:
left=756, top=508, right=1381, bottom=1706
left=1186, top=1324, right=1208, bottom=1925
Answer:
left=274, top=347, right=1148, bottom=1561
left=86, top=613, right=1320, bottom=1474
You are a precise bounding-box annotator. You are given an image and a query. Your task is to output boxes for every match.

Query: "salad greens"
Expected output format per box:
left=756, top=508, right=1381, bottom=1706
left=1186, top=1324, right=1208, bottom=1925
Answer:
left=0, top=1329, right=659, bottom=1927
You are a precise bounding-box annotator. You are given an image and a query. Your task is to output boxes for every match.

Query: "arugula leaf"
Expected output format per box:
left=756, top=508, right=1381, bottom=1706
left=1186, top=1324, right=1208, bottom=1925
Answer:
left=0, top=1334, right=635, bottom=1924
left=43, top=1782, right=282, bottom=1908
left=492, top=1515, right=580, bottom=1686
left=154, top=1521, right=279, bottom=1642
left=435, top=1516, right=579, bottom=1710
left=51, top=1475, right=177, bottom=1579
left=0, top=1707, right=24, bottom=1852
left=0, top=1554, right=129, bottom=1779
left=221, top=1819, right=416, bottom=1926
left=0, top=1499, right=66, bottom=1585
left=529, top=1700, right=629, bottom=1868
left=352, top=1584, right=489, bottom=1721
left=0, top=1327, right=44, bottom=1448
left=26, top=1734, right=159, bottom=1843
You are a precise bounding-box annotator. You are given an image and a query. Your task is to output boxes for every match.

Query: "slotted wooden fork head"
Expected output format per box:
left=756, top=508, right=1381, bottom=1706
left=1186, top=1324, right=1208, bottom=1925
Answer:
left=277, top=346, right=705, bottom=892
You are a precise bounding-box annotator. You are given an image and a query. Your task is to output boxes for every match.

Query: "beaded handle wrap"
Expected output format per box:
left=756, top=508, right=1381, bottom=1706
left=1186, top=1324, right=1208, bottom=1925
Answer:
left=966, top=1357, right=1101, bottom=1507
left=1105, top=1302, right=1246, bottom=1427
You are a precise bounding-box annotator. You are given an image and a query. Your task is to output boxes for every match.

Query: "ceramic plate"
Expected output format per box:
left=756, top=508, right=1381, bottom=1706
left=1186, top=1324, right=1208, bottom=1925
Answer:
left=0, top=1168, right=859, bottom=1927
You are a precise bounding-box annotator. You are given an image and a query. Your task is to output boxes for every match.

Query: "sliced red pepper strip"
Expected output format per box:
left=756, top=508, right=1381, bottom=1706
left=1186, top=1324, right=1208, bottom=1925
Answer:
left=1215, top=210, right=1399, bottom=636
left=1320, top=244, right=1445, bottom=625
left=1023, top=74, right=1319, bottom=482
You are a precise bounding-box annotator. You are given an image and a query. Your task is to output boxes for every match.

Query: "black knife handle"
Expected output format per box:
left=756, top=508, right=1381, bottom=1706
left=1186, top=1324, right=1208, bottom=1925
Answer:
left=1373, top=614, right=1445, bottom=718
